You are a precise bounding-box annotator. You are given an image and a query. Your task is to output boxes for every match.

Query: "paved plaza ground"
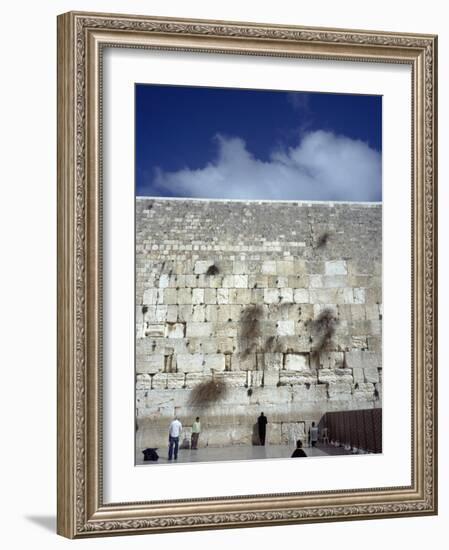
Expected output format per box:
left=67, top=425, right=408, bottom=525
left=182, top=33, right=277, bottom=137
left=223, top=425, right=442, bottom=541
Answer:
left=136, top=443, right=353, bottom=465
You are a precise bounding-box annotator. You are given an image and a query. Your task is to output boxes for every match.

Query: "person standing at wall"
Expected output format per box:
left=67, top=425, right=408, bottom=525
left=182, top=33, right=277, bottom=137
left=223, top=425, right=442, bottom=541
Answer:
left=257, top=412, right=268, bottom=446
left=168, top=416, right=182, bottom=460
left=191, top=416, right=201, bottom=450
left=291, top=439, right=307, bottom=458
left=309, top=421, right=319, bottom=447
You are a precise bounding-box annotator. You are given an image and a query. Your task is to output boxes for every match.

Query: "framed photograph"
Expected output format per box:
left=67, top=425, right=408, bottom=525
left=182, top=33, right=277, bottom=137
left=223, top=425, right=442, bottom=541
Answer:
left=57, top=11, right=438, bottom=538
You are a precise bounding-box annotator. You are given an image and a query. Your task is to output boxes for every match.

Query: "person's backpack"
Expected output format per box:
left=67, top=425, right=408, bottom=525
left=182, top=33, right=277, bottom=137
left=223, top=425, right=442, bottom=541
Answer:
left=142, top=448, right=159, bottom=461
left=180, top=436, right=190, bottom=449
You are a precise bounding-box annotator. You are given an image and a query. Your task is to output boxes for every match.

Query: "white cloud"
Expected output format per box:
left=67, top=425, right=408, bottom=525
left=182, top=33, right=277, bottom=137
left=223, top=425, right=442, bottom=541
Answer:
left=151, top=130, right=381, bottom=202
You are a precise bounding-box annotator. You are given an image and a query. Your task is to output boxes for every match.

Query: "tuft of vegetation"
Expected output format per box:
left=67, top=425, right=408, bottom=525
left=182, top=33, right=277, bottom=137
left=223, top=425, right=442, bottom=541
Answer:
left=206, top=264, right=220, bottom=276
left=239, top=304, right=264, bottom=358
left=316, top=231, right=331, bottom=248
left=189, top=379, right=228, bottom=407
left=311, top=308, right=339, bottom=351
left=142, top=305, right=148, bottom=315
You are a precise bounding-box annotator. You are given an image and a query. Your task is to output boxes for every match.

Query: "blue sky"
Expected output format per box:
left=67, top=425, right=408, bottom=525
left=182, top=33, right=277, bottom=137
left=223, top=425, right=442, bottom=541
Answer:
left=135, top=84, right=382, bottom=201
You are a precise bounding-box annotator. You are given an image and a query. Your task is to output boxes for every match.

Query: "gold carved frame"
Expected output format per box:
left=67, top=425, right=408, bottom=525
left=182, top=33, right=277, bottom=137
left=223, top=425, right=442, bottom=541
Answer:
left=57, top=11, right=438, bottom=538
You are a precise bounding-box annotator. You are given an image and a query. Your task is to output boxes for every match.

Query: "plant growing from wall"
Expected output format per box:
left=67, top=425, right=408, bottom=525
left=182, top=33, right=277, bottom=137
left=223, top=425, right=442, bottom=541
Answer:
left=239, top=304, right=264, bottom=358
left=311, top=308, right=339, bottom=352
left=316, top=231, right=331, bottom=249
left=188, top=378, right=228, bottom=407
left=206, top=264, right=220, bottom=276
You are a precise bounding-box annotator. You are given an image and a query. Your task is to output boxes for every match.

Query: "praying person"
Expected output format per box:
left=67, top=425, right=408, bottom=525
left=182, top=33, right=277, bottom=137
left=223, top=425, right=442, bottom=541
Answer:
left=291, top=439, right=307, bottom=458
left=191, top=417, right=201, bottom=450
left=257, top=412, right=268, bottom=446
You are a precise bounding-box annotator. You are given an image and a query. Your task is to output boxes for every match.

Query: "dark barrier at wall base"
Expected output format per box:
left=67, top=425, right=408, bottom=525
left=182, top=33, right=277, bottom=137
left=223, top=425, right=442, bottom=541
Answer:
left=319, top=408, right=382, bottom=453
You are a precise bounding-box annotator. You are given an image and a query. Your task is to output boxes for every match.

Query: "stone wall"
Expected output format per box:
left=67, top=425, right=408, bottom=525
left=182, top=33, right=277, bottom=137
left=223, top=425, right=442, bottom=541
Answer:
left=135, top=198, right=382, bottom=449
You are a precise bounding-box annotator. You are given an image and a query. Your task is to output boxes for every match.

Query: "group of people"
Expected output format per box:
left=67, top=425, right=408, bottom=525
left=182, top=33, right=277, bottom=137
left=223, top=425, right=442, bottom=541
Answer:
left=166, top=414, right=322, bottom=460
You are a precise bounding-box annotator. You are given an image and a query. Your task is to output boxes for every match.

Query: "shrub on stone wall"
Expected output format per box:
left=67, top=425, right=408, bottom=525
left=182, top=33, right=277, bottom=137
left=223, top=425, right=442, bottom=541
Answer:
left=189, top=379, right=228, bottom=407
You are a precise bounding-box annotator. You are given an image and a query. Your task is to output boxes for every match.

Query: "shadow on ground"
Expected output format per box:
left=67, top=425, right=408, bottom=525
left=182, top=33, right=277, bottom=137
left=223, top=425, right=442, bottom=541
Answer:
left=25, top=515, right=56, bottom=533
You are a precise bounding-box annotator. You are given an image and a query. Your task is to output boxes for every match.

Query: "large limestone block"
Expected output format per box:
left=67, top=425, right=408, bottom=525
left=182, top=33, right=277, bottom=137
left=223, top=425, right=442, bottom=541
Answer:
left=249, top=386, right=292, bottom=405
left=143, top=288, right=159, bottom=305
left=268, top=422, right=282, bottom=445
left=281, top=422, right=306, bottom=446
left=194, top=260, right=214, bottom=274
left=191, top=305, right=206, bottom=322
left=162, top=288, right=178, bottom=305
left=345, top=350, right=381, bottom=370
left=258, top=352, right=283, bottom=370
left=353, top=288, right=366, bottom=304
left=325, top=260, right=347, bottom=275
left=285, top=354, right=309, bottom=371
left=215, top=324, right=237, bottom=339
left=262, top=370, right=281, bottom=386
left=279, top=371, right=317, bottom=386
left=204, top=354, right=226, bottom=371
left=166, top=305, right=178, bottom=323
left=208, top=275, right=222, bottom=289
left=144, top=324, right=165, bottom=338
left=192, top=288, right=204, bottom=304
left=261, top=260, right=277, bottom=275
left=233, top=260, right=248, bottom=274
left=177, top=288, right=192, bottom=305
left=279, top=288, right=294, bottom=303
left=309, top=275, right=323, bottom=288
left=292, top=384, right=328, bottom=403
left=323, top=275, right=347, bottom=288
left=204, top=288, right=217, bottom=304
left=136, top=374, right=152, bottom=390
left=186, top=322, right=213, bottom=338
left=363, top=367, right=380, bottom=383
left=352, top=367, right=365, bottom=384
left=205, top=305, right=218, bottom=323
left=353, top=382, right=375, bottom=401
left=264, top=288, right=280, bottom=304
left=317, top=369, right=337, bottom=384
left=294, top=289, right=310, bottom=304
left=151, top=373, right=168, bottom=389
left=234, top=275, right=249, bottom=288
left=217, top=337, right=234, bottom=354
left=277, top=261, right=295, bottom=276
left=215, top=371, right=247, bottom=387
left=319, top=352, right=344, bottom=370
left=167, top=373, right=186, bottom=389
left=205, top=425, right=253, bottom=447
left=276, top=320, right=295, bottom=336
left=236, top=288, right=251, bottom=304
left=166, top=323, right=185, bottom=339
left=275, top=276, right=289, bottom=288
left=136, top=354, right=165, bottom=374
left=176, top=353, right=204, bottom=373
left=158, top=274, right=170, bottom=288
left=327, top=381, right=352, bottom=399
left=141, top=391, right=175, bottom=417
left=217, top=288, right=229, bottom=304
left=177, top=305, right=193, bottom=322
left=233, top=354, right=257, bottom=371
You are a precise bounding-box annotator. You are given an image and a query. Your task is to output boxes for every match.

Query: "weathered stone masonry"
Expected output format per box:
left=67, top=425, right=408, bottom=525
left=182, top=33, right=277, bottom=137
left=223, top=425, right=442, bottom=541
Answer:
left=136, top=198, right=382, bottom=449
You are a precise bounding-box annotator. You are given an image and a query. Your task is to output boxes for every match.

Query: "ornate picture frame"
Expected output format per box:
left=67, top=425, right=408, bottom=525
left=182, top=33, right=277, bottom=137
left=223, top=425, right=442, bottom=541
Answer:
left=57, top=11, right=437, bottom=538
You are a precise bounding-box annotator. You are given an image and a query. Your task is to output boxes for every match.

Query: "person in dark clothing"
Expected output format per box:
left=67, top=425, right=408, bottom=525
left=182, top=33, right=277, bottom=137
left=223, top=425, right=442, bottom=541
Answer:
left=291, top=439, right=307, bottom=458
left=257, top=412, right=268, bottom=446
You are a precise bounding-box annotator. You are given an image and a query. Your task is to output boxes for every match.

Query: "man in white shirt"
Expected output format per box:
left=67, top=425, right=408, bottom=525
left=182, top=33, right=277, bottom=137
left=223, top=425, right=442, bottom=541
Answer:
left=168, top=416, right=182, bottom=460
